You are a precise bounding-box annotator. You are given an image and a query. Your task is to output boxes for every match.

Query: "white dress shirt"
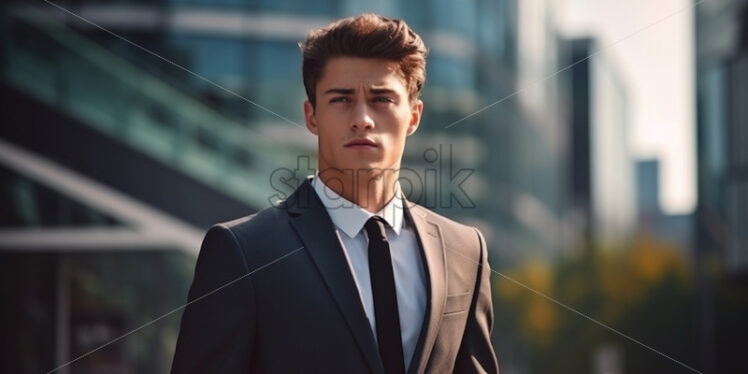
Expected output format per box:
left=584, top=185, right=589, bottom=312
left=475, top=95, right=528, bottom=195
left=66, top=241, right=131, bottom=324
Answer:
left=311, top=172, right=427, bottom=370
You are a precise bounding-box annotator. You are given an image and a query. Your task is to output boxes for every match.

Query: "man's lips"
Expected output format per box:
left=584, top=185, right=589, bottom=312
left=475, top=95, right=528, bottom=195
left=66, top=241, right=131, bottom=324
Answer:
left=344, top=138, right=378, bottom=147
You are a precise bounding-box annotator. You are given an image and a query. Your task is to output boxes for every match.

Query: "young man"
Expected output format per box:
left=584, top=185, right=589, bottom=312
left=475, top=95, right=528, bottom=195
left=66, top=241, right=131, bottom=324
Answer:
left=172, top=13, right=499, bottom=374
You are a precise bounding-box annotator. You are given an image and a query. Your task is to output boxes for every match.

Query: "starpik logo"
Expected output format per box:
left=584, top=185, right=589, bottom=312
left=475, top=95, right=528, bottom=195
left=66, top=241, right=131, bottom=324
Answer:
left=267, top=144, right=476, bottom=210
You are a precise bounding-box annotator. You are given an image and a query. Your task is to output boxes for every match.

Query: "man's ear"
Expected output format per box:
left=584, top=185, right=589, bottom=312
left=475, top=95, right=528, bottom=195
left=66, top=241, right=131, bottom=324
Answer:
left=407, top=99, right=423, bottom=136
left=303, top=100, right=319, bottom=135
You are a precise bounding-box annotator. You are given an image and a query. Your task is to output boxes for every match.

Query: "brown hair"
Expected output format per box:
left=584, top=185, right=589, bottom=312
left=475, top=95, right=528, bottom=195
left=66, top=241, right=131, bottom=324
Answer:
left=300, top=13, right=428, bottom=107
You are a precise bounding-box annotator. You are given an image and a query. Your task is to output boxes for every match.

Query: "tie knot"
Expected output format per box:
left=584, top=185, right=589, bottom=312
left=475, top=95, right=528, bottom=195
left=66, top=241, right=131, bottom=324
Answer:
left=364, top=216, right=388, bottom=242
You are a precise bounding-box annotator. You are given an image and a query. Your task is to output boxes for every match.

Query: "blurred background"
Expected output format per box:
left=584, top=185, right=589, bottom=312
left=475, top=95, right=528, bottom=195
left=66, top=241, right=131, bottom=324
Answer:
left=1, top=0, right=746, bottom=373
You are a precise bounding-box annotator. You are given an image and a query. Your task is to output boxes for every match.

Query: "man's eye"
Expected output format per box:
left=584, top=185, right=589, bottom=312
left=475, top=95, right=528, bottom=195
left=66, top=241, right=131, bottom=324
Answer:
left=330, top=97, right=350, bottom=103
left=374, top=97, right=394, bottom=103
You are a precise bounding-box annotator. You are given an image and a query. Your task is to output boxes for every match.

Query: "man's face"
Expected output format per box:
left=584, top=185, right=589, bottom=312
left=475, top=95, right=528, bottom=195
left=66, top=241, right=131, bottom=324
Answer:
left=303, top=57, right=423, bottom=183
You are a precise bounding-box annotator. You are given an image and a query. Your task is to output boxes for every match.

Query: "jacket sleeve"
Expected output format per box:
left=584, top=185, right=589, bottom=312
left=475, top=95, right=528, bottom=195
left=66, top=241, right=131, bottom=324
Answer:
left=171, top=224, right=256, bottom=373
left=452, top=228, right=500, bottom=374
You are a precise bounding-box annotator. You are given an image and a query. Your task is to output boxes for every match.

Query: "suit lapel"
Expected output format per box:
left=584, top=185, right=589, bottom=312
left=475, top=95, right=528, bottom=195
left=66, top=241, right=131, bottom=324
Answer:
left=403, top=199, right=447, bottom=374
left=286, top=178, right=385, bottom=374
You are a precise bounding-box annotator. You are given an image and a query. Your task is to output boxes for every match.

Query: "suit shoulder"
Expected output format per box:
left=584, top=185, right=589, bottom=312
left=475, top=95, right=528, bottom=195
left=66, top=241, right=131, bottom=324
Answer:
left=213, top=203, right=290, bottom=238
left=206, top=204, right=296, bottom=265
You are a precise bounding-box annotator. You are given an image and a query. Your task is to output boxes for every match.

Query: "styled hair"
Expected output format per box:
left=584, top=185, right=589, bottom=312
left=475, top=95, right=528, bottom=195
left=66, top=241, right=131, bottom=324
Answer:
left=300, top=13, right=428, bottom=107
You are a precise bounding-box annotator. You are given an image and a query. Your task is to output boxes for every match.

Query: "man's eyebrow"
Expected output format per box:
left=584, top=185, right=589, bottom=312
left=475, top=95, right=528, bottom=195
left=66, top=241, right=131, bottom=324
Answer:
left=323, top=88, right=355, bottom=95
left=322, top=87, right=400, bottom=95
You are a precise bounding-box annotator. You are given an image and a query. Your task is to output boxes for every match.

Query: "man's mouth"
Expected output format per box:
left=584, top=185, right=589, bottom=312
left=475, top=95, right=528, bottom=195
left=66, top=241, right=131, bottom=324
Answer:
left=344, top=138, right=379, bottom=148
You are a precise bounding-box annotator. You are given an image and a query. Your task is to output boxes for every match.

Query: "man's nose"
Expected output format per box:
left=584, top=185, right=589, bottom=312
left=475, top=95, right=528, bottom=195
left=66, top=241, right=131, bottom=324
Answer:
left=351, top=99, right=375, bottom=130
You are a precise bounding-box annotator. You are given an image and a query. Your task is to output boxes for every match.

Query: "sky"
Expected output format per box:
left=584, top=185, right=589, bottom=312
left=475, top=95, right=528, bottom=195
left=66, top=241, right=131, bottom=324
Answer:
left=558, top=0, right=696, bottom=215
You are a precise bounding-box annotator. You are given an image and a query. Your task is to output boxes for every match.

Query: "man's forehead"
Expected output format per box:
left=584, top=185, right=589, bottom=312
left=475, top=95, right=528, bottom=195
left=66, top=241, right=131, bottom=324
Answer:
left=318, top=57, right=406, bottom=88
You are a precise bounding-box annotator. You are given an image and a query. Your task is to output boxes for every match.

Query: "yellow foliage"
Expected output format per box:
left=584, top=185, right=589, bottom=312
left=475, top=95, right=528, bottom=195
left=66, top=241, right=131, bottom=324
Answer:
left=495, top=257, right=558, bottom=346
left=598, top=236, right=690, bottom=321
left=521, top=297, right=558, bottom=347
left=494, top=236, right=693, bottom=348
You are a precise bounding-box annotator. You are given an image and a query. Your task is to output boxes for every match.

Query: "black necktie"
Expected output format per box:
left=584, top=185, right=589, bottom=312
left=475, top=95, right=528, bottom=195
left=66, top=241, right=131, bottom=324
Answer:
left=364, top=216, right=406, bottom=374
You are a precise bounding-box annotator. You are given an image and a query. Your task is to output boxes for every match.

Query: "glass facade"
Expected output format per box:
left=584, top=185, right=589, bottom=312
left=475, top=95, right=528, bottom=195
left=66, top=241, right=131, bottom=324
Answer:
left=696, top=1, right=748, bottom=274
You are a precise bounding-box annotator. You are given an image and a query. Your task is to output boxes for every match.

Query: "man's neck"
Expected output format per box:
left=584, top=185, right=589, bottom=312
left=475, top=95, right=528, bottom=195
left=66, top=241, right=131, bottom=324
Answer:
left=317, top=168, right=399, bottom=214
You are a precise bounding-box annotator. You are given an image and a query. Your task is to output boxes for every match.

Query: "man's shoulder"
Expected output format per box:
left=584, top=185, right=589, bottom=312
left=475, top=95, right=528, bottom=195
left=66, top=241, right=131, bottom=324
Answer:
left=213, top=203, right=291, bottom=237
left=202, top=203, right=300, bottom=266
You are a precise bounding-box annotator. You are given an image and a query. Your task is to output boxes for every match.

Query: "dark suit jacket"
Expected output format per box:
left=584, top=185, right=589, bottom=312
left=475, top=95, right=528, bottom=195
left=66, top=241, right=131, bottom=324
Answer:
left=171, top=177, right=499, bottom=373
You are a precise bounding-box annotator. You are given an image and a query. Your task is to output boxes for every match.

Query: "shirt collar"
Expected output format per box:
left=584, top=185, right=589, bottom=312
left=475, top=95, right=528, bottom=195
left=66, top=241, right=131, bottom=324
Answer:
left=311, top=171, right=404, bottom=238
